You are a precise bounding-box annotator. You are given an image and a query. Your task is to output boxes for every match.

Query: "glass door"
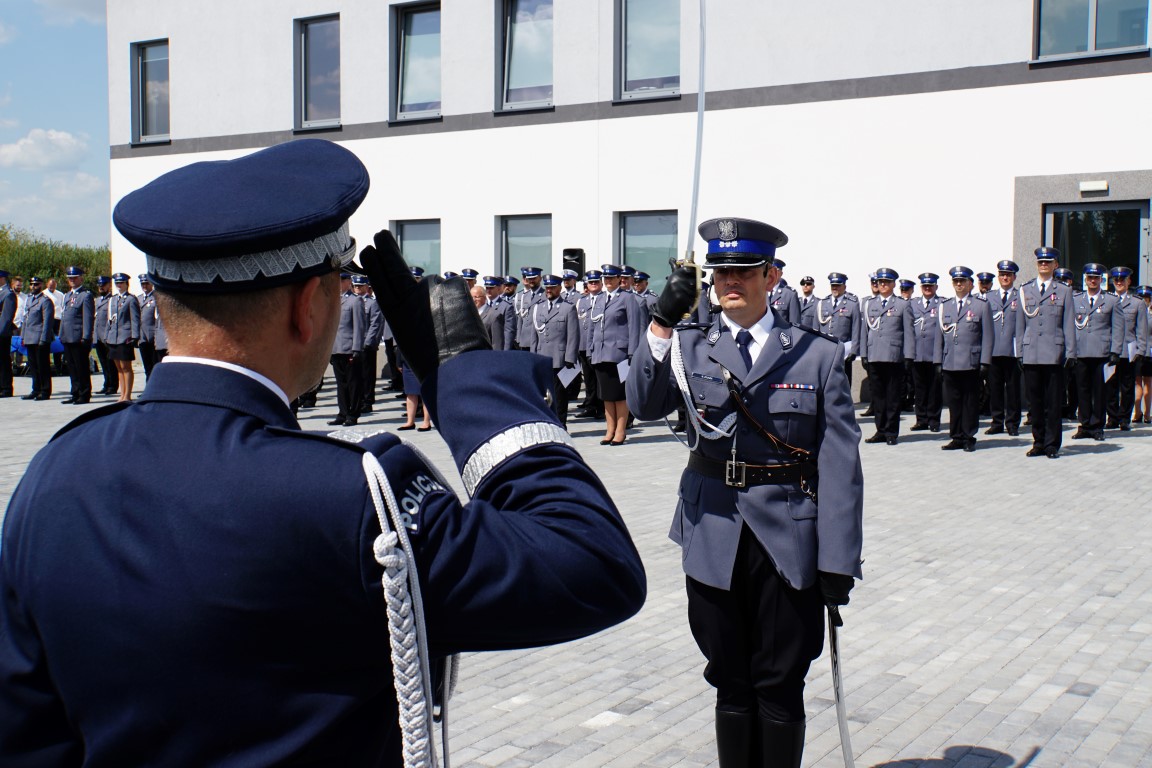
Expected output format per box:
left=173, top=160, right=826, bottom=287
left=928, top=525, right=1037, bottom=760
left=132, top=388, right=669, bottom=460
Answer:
left=1045, top=201, right=1150, bottom=287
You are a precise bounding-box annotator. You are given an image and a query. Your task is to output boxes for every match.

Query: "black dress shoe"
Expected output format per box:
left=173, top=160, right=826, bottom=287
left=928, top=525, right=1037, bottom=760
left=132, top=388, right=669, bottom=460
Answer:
left=610, top=439, right=627, bottom=446
left=397, top=424, right=416, bottom=431
left=963, top=441, right=976, bottom=452
left=416, top=425, right=431, bottom=432
left=1007, top=426, right=1019, bottom=436
left=0, top=392, right=12, bottom=398
left=861, top=408, right=874, bottom=417
left=672, top=422, right=687, bottom=433
left=864, top=433, right=886, bottom=444
left=886, top=436, right=898, bottom=445
left=34, top=394, right=50, bottom=401
left=21, top=393, right=37, bottom=400
left=910, top=423, right=928, bottom=431
left=1071, top=429, right=1090, bottom=439
left=61, top=397, right=75, bottom=404
left=344, top=418, right=358, bottom=427
left=929, top=424, right=940, bottom=432
left=599, top=439, right=613, bottom=445
left=1026, top=447, right=1045, bottom=457
left=984, top=425, right=1004, bottom=435
left=1046, top=449, right=1060, bottom=458
left=360, top=404, right=373, bottom=414
left=1105, top=420, right=1119, bottom=430
left=1119, top=423, right=1132, bottom=431
left=941, top=440, right=964, bottom=450
left=1092, top=431, right=1104, bottom=441
left=327, top=418, right=346, bottom=426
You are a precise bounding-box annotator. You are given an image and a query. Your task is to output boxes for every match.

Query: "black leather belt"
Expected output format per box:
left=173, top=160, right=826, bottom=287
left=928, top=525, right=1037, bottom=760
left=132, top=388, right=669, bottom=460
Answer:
left=687, top=452, right=816, bottom=489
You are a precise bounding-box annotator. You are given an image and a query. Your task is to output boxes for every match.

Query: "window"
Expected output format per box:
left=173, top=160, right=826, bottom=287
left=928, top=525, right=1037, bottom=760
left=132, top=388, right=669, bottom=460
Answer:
left=1045, top=201, right=1149, bottom=282
left=132, top=40, right=169, bottom=142
left=618, top=0, right=680, bottom=99
left=396, top=220, right=442, bottom=275
left=501, top=215, right=552, bottom=275
left=296, top=16, right=341, bottom=129
left=397, top=5, right=441, bottom=120
left=1036, top=0, right=1148, bottom=58
left=619, top=211, right=678, bottom=293
left=502, top=0, right=553, bottom=110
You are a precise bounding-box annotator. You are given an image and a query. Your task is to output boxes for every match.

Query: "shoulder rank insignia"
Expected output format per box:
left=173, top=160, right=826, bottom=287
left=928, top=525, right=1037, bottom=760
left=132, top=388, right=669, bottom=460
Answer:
left=780, top=331, right=792, bottom=349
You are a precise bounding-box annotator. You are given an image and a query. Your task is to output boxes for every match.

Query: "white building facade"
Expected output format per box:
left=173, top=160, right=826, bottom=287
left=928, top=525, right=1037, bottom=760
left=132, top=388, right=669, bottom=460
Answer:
left=107, top=1, right=1152, bottom=292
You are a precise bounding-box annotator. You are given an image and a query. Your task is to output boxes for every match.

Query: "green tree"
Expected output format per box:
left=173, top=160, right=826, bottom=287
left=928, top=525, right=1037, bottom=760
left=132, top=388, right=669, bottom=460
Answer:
left=0, top=224, right=111, bottom=288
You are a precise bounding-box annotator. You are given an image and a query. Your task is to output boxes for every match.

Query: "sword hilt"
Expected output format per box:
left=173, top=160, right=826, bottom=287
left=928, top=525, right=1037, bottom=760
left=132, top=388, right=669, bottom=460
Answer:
left=828, top=604, right=844, bottom=627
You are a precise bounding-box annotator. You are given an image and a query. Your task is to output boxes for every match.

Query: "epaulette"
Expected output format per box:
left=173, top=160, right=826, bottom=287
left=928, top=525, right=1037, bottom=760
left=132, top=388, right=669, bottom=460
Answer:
left=50, top=401, right=134, bottom=441
left=266, top=424, right=401, bottom=455
left=844, top=293, right=858, bottom=301
left=790, top=322, right=839, bottom=343
left=972, top=293, right=988, bottom=302
left=675, top=322, right=712, bottom=332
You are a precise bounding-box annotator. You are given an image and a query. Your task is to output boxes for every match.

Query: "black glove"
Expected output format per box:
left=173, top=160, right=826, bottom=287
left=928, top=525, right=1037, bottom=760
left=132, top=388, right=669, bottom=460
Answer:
left=564, top=361, right=575, bottom=369
left=980, top=363, right=990, bottom=374
left=845, top=354, right=857, bottom=365
left=651, top=267, right=699, bottom=328
left=1108, top=353, right=1120, bottom=366
left=904, top=358, right=914, bottom=373
left=357, top=230, right=490, bottom=382
left=1065, top=358, right=1077, bottom=371
left=819, top=571, right=854, bottom=607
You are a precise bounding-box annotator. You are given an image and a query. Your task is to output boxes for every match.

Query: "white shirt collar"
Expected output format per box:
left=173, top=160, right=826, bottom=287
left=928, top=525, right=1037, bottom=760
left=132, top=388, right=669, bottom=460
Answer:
left=720, top=309, right=775, bottom=349
left=161, top=356, right=291, bottom=409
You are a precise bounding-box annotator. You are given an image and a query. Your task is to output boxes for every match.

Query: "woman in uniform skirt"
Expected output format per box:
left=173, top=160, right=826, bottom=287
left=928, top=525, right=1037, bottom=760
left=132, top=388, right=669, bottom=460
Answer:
left=1135, top=285, right=1152, bottom=423
left=106, top=273, right=141, bottom=402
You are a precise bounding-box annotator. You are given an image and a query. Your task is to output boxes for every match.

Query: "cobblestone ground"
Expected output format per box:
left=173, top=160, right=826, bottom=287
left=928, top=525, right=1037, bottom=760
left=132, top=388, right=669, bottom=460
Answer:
left=3, top=368, right=1151, bottom=767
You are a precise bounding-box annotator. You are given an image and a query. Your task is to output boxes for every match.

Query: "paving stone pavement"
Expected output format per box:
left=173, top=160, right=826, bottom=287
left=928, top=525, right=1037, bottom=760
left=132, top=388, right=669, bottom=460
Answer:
left=3, top=369, right=1152, bottom=767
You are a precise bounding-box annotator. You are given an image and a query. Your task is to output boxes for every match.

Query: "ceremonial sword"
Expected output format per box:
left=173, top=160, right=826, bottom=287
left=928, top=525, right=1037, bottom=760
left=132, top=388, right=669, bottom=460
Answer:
left=827, top=606, right=856, bottom=768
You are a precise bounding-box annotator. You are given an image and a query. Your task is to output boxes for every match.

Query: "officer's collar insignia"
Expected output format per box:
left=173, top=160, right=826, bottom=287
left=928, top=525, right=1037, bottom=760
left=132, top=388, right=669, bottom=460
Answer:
left=780, top=331, right=792, bottom=349
left=718, top=219, right=738, bottom=241
left=708, top=328, right=722, bottom=344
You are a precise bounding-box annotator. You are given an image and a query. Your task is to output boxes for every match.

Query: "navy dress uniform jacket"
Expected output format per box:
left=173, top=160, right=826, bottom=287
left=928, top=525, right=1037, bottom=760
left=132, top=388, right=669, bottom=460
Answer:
left=989, top=287, right=1021, bottom=358
left=861, top=296, right=915, bottom=362
left=1071, top=292, right=1124, bottom=359
left=626, top=310, right=863, bottom=592
left=21, top=293, right=54, bottom=346
left=528, top=298, right=580, bottom=368
left=936, top=296, right=993, bottom=370
left=0, top=352, right=645, bottom=767
left=1015, top=279, right=1077, bottom=364
left=59, top=288, right=95, bottom=344
left=106, top=292, right=140, bottom=344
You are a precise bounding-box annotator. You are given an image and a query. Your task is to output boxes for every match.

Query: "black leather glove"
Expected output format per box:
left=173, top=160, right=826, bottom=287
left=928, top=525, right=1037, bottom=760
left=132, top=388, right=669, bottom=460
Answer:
left=357, top=230, right=490, bottom=382
left=819, top=571, right=854, bottom=607
left=1108, top=353, right=1120, bottom=366
left=651, top=267, right=699, bottom=328
left=845, top=354, right=857, bottom=365
left=980, top=363, right=990, bottom=374
left=564, top=361, right=575, bottom=369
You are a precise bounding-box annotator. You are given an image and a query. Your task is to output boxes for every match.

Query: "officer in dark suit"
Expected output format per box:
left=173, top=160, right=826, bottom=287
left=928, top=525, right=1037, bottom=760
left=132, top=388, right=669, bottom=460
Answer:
left=92, top=275, right=117, bottom=396
left=0, top=269, right=15, bottom=397
left=861, top=268, right=915, bottom=444
left=796, top=276, right=817, bottom=328
left=908, top=273, right=944, bottom=432
left=1070, top=263, right=1123, bottom=441
left=21, top=276, right=54, bottom=401
left=528, top=274, right=581, bottom=427
left=986, top=260, right=1023, bottom=436
left=814, top=272, right=861, bottom=387
left=1105, top=266, right=1147, bottom=430
left=59, top=265, right=95, bottom=404
left=1016, top=247, right=1078, bottom=457
left=627, top=217, right=862, bottom=768
left=936, top=267, right=993, bottom=451
left=0, top=139, right=645, bottom=768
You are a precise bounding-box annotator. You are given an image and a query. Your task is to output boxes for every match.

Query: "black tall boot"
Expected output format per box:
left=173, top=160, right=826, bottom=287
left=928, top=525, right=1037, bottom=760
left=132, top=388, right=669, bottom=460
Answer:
left=758, top=717, right=804, bottom=768
left=715, top=709, right=756, bottom=767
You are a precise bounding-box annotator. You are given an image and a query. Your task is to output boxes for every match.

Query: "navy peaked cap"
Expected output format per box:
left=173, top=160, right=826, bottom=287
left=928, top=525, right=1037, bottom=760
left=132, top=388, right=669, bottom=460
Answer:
left=899, top=279, right=916, bottom=290
left=634, top=271, right=651, bottom=281
left=351, top=274, right=369, bottom=285
left=482, top=275, right=502, bottom=287
left=1054, top=267, right=1074, bottom=280
left=521, top=266, right=542, bottom=277
left=138, top=274, right=152, bottom=283
left=410, top=266, right=425, bottom=278
left=977, top=272, right=995, bottom=282
left=113, top=139, right=369, bottom=293
left=600, top=264, right=623, bottom=276
left=698, top=217, right=788, bottom=269
left=30, top=276, right=44, bottom=283
left=442, top=271, right=459, bottom=279
left=918, top=272, right=939, bottom=285
left=461, top=268, right=479, bottom=278
left=874, top=267, right=898, bottom=281
left=65, top=266, right=84, bottom=277
left=1083, top=262, right=1106, bottom=276
left=562, top=269, right=579, bottom=279
left=621, top=265, right=637, bottom=276
left=112, top=273, right=130, bottom=283
left=1109, top=265, right=1133, bottom=279
left=1035, top=246, right=1060, bottom=261
left=503, top=275, right=520, bottom=285
left=799, top=275, right=815, bottom=285
left=1136, top=285, right=1152, bottom=298
left=96, top=275, right=111, bottom=285
left=584, top=270, right=602, bottom=281
left=827, top=272, right=847, bottom=284
left=949, top=266, right=974, bottom=280
left=542, top=274, right=562, bottom=286
left=996, top=260, right=1019, bottom=273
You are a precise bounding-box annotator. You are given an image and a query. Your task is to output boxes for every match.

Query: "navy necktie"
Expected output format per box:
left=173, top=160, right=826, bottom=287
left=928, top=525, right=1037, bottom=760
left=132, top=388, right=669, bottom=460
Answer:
left=735, top=329, right=754, bottom=370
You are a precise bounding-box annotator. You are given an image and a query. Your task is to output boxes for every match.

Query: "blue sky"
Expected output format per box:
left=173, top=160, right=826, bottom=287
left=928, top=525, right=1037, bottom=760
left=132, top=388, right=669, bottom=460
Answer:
left=0, top=0, right=109, bottom=247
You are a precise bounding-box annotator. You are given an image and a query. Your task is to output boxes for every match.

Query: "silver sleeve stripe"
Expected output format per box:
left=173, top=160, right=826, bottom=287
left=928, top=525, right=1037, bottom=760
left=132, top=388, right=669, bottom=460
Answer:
left=146, top=221, right=354, bottom=284
left=461, top=422, right=575, bottom=496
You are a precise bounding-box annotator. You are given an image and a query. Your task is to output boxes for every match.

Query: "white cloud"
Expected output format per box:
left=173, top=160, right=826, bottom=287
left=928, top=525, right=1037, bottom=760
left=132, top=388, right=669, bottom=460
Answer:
left=0, top=118, right=17, bottom=129
left=43, top=171, right=103, bottom=201
left=0, top=128, right=88, bottom=170
left=34, top=0, right=105, bottom=26
left=0, top=20, right=15, bottom=45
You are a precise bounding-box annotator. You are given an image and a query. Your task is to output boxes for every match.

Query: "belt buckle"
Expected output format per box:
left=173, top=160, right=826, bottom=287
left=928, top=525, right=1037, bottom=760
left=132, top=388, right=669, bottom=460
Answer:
left=725, top=460, right=747, bottom=488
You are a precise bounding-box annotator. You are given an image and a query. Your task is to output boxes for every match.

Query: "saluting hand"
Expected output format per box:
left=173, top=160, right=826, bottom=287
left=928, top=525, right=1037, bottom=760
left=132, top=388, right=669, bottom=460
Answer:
left=651, top=267, right=699, bottom=328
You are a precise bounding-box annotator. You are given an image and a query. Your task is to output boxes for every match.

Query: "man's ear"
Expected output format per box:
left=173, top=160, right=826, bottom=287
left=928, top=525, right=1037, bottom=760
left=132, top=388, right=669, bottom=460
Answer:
left=291, top=276, right=323, bottom=344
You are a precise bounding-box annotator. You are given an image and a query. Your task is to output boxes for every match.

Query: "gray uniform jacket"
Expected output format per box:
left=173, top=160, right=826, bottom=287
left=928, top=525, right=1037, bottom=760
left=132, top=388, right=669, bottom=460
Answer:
left=528, top=298, right=580, bottom=368
left=59, top=287, right=95, bottom=344
left=331, top=290, right=365, bottom=355
left=576, top=293, right=600, bottom=353
left=0, top=285, right=16, bottom=337
left=988, top=287, right=1021, bottom=358
left=626, top=310, right=863, bottom=591
left=814, top=293, right=861, bottom=352
left=936, top=296, right=993, bottom=371
left=908, top=295, right=944, bottom=363
left=768, top=285, right=801, bottom=324
left=22, top=293, right=55, bottom=346
left=561, top=287, right=581, bottom=304
left=1015, top=279, right=1077, bottom=364
left=861, top=296, right=915, bottom=362
left=93, top=294, right=110, bottom=343
left=106, top=292, right=140, bottom=345
left=514, top=287, right=544, bottom=348
left=362, top=296, right=384, bottom=348
left=138, top=292, right=159, bottom=343
left=1113, top=291, right=1149, bottom=358
left=588, top=290, right=643, bottom=365
left=797, top=295, right=817, bottom=328
left=154, top=314, right=169, bottom=351
left=494, top=295, right=517, bottom=349
left=1071, top=291, right=1123, bottom=359
left=479, top=301, right=507, bottom=351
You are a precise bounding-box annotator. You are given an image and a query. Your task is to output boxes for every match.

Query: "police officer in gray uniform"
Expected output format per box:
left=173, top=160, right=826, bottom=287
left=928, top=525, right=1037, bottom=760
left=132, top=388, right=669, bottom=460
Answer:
left=986, top=260, right=1023, bottom=435
left=0, top=269, right=16, bottom=397
left=1105, top=265, right=1148, bottom=430
left=767, top=258, right=801, bottom=324
left=796, top=276, right=817, bottom=328
left=1016, top=247, right=1078, bottom=457
left=627, top=216, right=862, bottom=768
left=528, top=274, right=581, bottom=427
left=514, top=267, right=544, bottom=350
left=59, top=266, right=95, bottom=404
left=328, top=271, right=366, bottom=427
left=92, top=276, right=117, bottom=396
left=21, top=276, right=55, bottom=401
left=353, top=274, right=384, bottom=413
left=576, top=270, right=605, bottom=418
left=560, top=269, right=582, bottom=303
left=861, top=268, right=915, bottom=444
left=479, top=276, right=510, bottom=350
left=588, top=264, right=644, bottom=444
left=138, top=275, right=161, bottom=380
left=634, top=271, right=659, bottom=313
left=908, top=272, right=944, bottom=431
left=1070, top=263, right=1123, bottom=441
left=815, top=272, right=861, bottom=387
left=936, top=267, right=993, bottom=451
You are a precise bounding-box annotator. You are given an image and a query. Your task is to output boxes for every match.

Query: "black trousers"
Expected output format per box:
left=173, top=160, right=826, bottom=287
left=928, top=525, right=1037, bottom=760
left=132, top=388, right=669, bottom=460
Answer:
left=383, top=339, right=402, bottom=390
left=578, top=351, right=601, bottom=411
left=95, top=341, right=117, bottom=393
left=551, top=368, right=571, bottom=428
left=360, top=345, right=379, bottom=407
left=0, top=334, right=12, bottom=395
left=1107, top=356, right=1137, bottom=425
left=911, top=361, right=943, bottom=426
left=943, top=368, right=980, bottom=441
left=1075, top=357, right=1107, bottom=433
left=686, top=526, right=823, bottom=722
left=1025, top=364, right=1065, bottom=452
left=26, top=343, right=51, bottom=397
left=139, top=341, right=158, bottom=380
left=988, top=356, right=1021, bottom=429
left=869, top=362, right=905, bottom=436
left=331, top=353, right=363, bottom=421
left=63, top=342, right=92, bottom=401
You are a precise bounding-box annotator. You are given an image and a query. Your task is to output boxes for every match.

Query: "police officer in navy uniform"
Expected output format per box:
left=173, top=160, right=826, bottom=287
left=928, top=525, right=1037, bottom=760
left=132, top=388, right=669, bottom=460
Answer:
left=1105, top=266, right=1147, bottom=430
left=514, top=267, right=544, bottom=350
left=528, top=274, right=581, bottom=427
left=627, top=217, right=862, bottom=768
left=861, top=268, right=915, bottom=444
left=1016, top=247, right=1077, bottom=457
left=0, top=269, right=16, bottom=397
left=21, top=276, right=55, bottom=401
left=138, top=275, right=161, bottom=380
left=92, top=276, right=118, bottom=396
left=0, top=139, right=645, bottom=768
left=814, top=272, right=861, bottom=387
left=908, top=272, right=944, bottom=432
left=329, top=271, right=366, bottom=427
left=796, top=276, right=817, bottom=328
left=1070, top=263, right=1123, bottom=441
left=59, top=266, right=95, bottom=404
left=936, top=267, right=993, bottom=451
left=986, top=260, right=1023, bottom=436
